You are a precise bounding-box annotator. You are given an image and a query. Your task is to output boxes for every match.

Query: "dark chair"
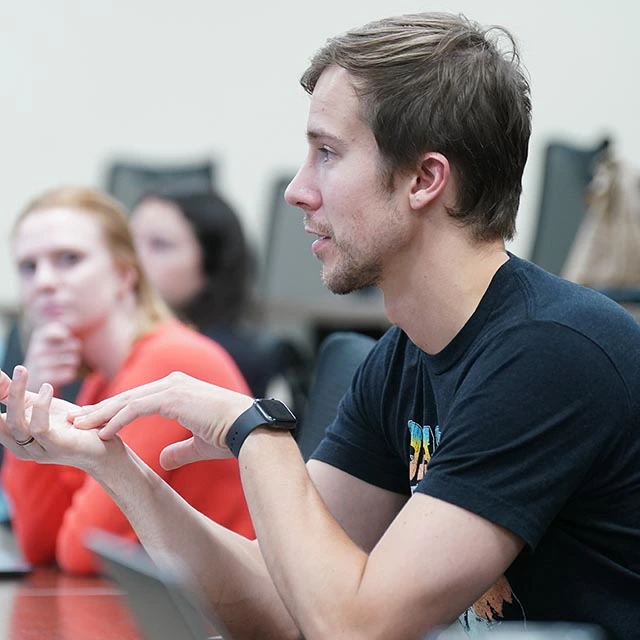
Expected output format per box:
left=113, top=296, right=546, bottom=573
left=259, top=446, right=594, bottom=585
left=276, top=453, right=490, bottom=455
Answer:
left=104, top=158, right=216, bottom=211
left=295, top=331, right=376, bottom=461
left=529, top=138, right=610, bottom=276
left=246, top=330, right=312, bottom=421
left=261, top=176, right=338, bottom=306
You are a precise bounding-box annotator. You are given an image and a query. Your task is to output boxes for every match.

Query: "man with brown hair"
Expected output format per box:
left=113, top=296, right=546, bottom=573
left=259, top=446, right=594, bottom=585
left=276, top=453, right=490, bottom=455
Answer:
left=2, top=13, right=639, bottom=639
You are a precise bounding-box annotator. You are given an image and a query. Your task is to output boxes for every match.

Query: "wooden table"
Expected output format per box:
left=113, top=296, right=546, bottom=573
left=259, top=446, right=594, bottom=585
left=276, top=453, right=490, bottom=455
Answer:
left=0, top=566, right=144, bottom=639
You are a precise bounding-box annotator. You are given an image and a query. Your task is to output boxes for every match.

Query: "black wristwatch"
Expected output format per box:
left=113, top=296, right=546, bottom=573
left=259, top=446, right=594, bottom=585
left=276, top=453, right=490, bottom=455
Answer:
left=226, top=398, right=297, bottom=457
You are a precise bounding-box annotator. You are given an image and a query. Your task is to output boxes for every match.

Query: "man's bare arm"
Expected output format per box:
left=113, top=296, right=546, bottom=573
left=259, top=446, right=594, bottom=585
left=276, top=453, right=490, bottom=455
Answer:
left=14, top=369, right=523, bottom=639
left=0, top=369, right=298, bottom=640
left=307, top=460, right=408, bottom=552
left=92, top=445, right=300, bottom=640
left=241, top=429, right=524, bottom=640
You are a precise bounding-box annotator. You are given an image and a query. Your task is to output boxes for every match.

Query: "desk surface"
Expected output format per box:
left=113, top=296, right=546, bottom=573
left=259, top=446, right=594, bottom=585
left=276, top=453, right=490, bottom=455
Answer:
left=0, top=568, right=142, bottom=640
left=0, top=567, right=143, bottom=639
left=0, top=526, right=143, bottom=639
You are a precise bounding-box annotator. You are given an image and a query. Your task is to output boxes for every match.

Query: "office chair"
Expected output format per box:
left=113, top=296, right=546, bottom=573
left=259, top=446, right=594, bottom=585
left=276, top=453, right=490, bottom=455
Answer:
left=295, top=331, right=377, bottom=461
left=262, top=176, right=338, bottom=305
left=529, top=138, right=610, bottom=276
left=104, top=158, right=216, bottom=211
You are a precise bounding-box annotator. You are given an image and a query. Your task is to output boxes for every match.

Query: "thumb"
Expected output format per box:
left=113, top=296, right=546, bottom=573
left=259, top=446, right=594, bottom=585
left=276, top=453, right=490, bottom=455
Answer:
left=160, top=436, right=230, bottom=470
left=159, top=438, right=205, bottom=470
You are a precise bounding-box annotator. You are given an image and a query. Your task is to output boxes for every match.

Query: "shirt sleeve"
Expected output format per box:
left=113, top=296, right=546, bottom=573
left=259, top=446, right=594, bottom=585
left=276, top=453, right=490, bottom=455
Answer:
left=1, top=457, right=84, bottom=565
left=416, top=321, right=631, bottom=549
left=312, top=329, right=410, bottom=495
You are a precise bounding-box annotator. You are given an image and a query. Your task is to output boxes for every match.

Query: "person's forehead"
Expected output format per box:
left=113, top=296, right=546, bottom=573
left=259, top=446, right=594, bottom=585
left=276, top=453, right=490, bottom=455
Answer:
left=14, top=207, right=103, bottom=254
left=307, top=66, right=365, bottom=137
left=131, top=199, right=197, bottom=241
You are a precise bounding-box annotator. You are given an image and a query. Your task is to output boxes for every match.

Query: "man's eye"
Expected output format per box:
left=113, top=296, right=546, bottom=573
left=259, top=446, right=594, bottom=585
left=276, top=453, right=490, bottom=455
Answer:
left=318, top=146, right=334, bottom=161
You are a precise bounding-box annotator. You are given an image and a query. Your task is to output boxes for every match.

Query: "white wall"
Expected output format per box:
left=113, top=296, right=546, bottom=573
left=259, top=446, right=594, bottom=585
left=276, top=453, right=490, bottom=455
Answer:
left=2, top=0, right=638, bottom=307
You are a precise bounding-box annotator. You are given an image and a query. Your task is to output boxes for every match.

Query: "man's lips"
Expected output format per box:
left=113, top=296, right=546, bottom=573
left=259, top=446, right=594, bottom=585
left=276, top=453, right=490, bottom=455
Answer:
left=305, top=226, right=331, bottom=240
left=305, top=227, right=331, bottom=255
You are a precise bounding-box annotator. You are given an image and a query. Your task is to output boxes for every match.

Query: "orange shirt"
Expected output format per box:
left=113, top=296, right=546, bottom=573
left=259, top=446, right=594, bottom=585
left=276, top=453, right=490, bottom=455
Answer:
left=2, top=320, right=254, bottom=574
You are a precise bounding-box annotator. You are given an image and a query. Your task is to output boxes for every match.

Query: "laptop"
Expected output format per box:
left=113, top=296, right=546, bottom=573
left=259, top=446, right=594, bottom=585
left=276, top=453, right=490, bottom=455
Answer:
left=85, top=530, right=233, bottom=640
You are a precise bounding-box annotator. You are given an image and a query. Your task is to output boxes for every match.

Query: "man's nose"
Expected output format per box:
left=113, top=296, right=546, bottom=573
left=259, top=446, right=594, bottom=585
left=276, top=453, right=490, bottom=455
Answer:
left=284, top=165, right=321, bottom=213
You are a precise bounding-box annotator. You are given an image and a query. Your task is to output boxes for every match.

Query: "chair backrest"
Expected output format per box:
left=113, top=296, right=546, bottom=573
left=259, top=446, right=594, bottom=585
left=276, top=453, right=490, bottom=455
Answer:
left=104, top=158, right=216, bottom=211
left=529, top=139, right=609, bottom=275
left=261, top=176, right=337, bottom=304
left=295, top=331, right=377, bottom=461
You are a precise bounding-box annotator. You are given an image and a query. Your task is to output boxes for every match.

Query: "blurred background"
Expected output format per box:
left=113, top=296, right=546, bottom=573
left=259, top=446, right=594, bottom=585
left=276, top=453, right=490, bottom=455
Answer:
left=1, top=0, right=638, bottom=325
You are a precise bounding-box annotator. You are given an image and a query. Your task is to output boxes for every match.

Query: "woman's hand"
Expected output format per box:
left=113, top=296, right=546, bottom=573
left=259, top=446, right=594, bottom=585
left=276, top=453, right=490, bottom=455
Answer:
left=0, top=366, right=123, bottom=473
left=22, top=322, right=82, bottom=392
left=70, top=371, right=253, bottom=469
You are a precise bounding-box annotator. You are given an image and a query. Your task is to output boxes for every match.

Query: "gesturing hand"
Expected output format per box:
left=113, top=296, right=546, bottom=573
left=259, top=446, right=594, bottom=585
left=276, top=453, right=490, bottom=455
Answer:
left=70, top=371, right=253, bottom=469
left=0, top=367, right=123, bottom=473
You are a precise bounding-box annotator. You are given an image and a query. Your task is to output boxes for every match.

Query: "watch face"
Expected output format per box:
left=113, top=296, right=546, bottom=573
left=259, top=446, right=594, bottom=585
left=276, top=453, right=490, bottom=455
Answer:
left=256, top=398, right=296, bottom=423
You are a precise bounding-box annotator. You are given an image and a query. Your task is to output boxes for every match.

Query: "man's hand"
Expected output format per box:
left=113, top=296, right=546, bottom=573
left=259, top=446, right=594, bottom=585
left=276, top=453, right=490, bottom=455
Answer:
left=23, top=322, right=82, bottom=391
left=70, top=371, right=253, bottom=468
left=0, top=367, right=123, bottom=472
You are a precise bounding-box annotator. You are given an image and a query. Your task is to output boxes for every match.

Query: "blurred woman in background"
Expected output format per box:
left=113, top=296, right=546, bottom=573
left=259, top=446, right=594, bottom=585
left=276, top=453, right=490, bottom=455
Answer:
left=131, top=188, right=280, bottom=397
left=2, top=186, right=254, bottom=574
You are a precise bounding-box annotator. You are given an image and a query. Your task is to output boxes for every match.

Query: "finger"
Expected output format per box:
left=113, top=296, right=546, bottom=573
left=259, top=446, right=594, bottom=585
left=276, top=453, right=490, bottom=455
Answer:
left=97, top=391, right=170, bottom=439
left=5, top=366, right=30, bottom=442
left=40, top=322, right=74, bottom=341
left=72, top=378, right=172, bottom=430
left=30, top=383, right=54, bottom=441
left=50, top=367, right=81, bottom=387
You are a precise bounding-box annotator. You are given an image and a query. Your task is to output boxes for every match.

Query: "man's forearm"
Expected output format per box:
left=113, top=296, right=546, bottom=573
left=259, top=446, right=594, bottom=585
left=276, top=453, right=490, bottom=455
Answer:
left=93, top=445, right=300, bottom=640
left=239, top=429, right=372, bottom=639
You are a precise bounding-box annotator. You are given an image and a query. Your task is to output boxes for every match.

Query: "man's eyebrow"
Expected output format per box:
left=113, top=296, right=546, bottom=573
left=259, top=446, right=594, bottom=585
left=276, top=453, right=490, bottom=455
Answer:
left=306, top=128, right=341, bottom=144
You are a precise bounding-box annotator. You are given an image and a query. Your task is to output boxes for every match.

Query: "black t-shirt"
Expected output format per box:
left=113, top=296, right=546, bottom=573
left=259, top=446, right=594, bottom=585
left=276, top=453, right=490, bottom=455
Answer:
left=312, top=255, right=640, bottom=639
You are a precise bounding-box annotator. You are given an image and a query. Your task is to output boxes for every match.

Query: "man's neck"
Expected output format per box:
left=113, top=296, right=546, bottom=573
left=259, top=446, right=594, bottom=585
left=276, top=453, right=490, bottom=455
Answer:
left=381, top=236, right=509, bottom=355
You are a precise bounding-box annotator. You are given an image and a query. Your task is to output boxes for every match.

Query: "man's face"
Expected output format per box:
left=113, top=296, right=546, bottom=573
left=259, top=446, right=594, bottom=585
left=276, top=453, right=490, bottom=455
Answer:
left=285, top=66, right=411, bottom=295
left=13, top=208, right=130, bottom=336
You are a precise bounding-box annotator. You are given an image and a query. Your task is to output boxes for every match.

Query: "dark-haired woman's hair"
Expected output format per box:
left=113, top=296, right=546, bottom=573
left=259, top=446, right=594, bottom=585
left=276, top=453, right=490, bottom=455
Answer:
left=134, top=187, right=255, bottom=329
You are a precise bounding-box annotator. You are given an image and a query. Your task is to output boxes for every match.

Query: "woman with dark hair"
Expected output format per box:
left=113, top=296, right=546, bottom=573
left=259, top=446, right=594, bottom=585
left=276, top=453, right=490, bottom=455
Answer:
left=130, top=188, right=277, bottom=396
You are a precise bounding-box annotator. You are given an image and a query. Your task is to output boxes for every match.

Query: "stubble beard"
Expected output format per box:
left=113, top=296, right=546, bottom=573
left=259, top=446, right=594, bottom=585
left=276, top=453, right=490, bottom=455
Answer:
left=321, top=239, right=383, bottom=295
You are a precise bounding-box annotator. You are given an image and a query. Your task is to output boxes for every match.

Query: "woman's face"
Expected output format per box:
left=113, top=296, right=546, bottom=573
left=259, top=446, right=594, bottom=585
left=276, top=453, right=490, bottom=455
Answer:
left=13, top=207, right=132, bottom=336
left=130, top=198, right=205, bottom=309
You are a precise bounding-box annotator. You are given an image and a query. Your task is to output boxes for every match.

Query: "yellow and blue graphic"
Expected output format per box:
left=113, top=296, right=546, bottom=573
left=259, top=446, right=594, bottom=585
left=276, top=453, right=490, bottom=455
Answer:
left=407, top=419, right=525, bottom=632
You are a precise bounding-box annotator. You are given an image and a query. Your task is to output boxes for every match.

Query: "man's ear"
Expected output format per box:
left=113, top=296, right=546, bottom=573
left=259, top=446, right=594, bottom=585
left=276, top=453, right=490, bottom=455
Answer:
left=408, top=152, right=450, bottom=210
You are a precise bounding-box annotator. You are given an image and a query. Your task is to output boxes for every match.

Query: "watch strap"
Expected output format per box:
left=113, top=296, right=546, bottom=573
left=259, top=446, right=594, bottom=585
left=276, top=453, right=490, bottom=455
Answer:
left=226, top=401, right=296, bottom=458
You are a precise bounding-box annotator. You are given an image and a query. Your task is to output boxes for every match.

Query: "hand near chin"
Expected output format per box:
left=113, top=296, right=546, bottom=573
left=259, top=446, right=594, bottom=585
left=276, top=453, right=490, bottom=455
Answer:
left=23, top=322, right=82, bottom=391
left=0, top=367, right=123, bottom=473
left=70, top=371, right=253, bottom=468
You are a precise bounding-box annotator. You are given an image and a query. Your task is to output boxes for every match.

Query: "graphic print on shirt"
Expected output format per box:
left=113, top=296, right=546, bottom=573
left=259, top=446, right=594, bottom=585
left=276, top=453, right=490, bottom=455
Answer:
left=408, top=420, right=440, bottom=486
left=407, top=420, right=525, bottom=632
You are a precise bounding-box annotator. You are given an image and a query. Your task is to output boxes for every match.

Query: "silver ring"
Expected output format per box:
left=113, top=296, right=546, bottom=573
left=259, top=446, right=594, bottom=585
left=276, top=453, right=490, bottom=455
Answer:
left=14, top=435, right=35, bottom=447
